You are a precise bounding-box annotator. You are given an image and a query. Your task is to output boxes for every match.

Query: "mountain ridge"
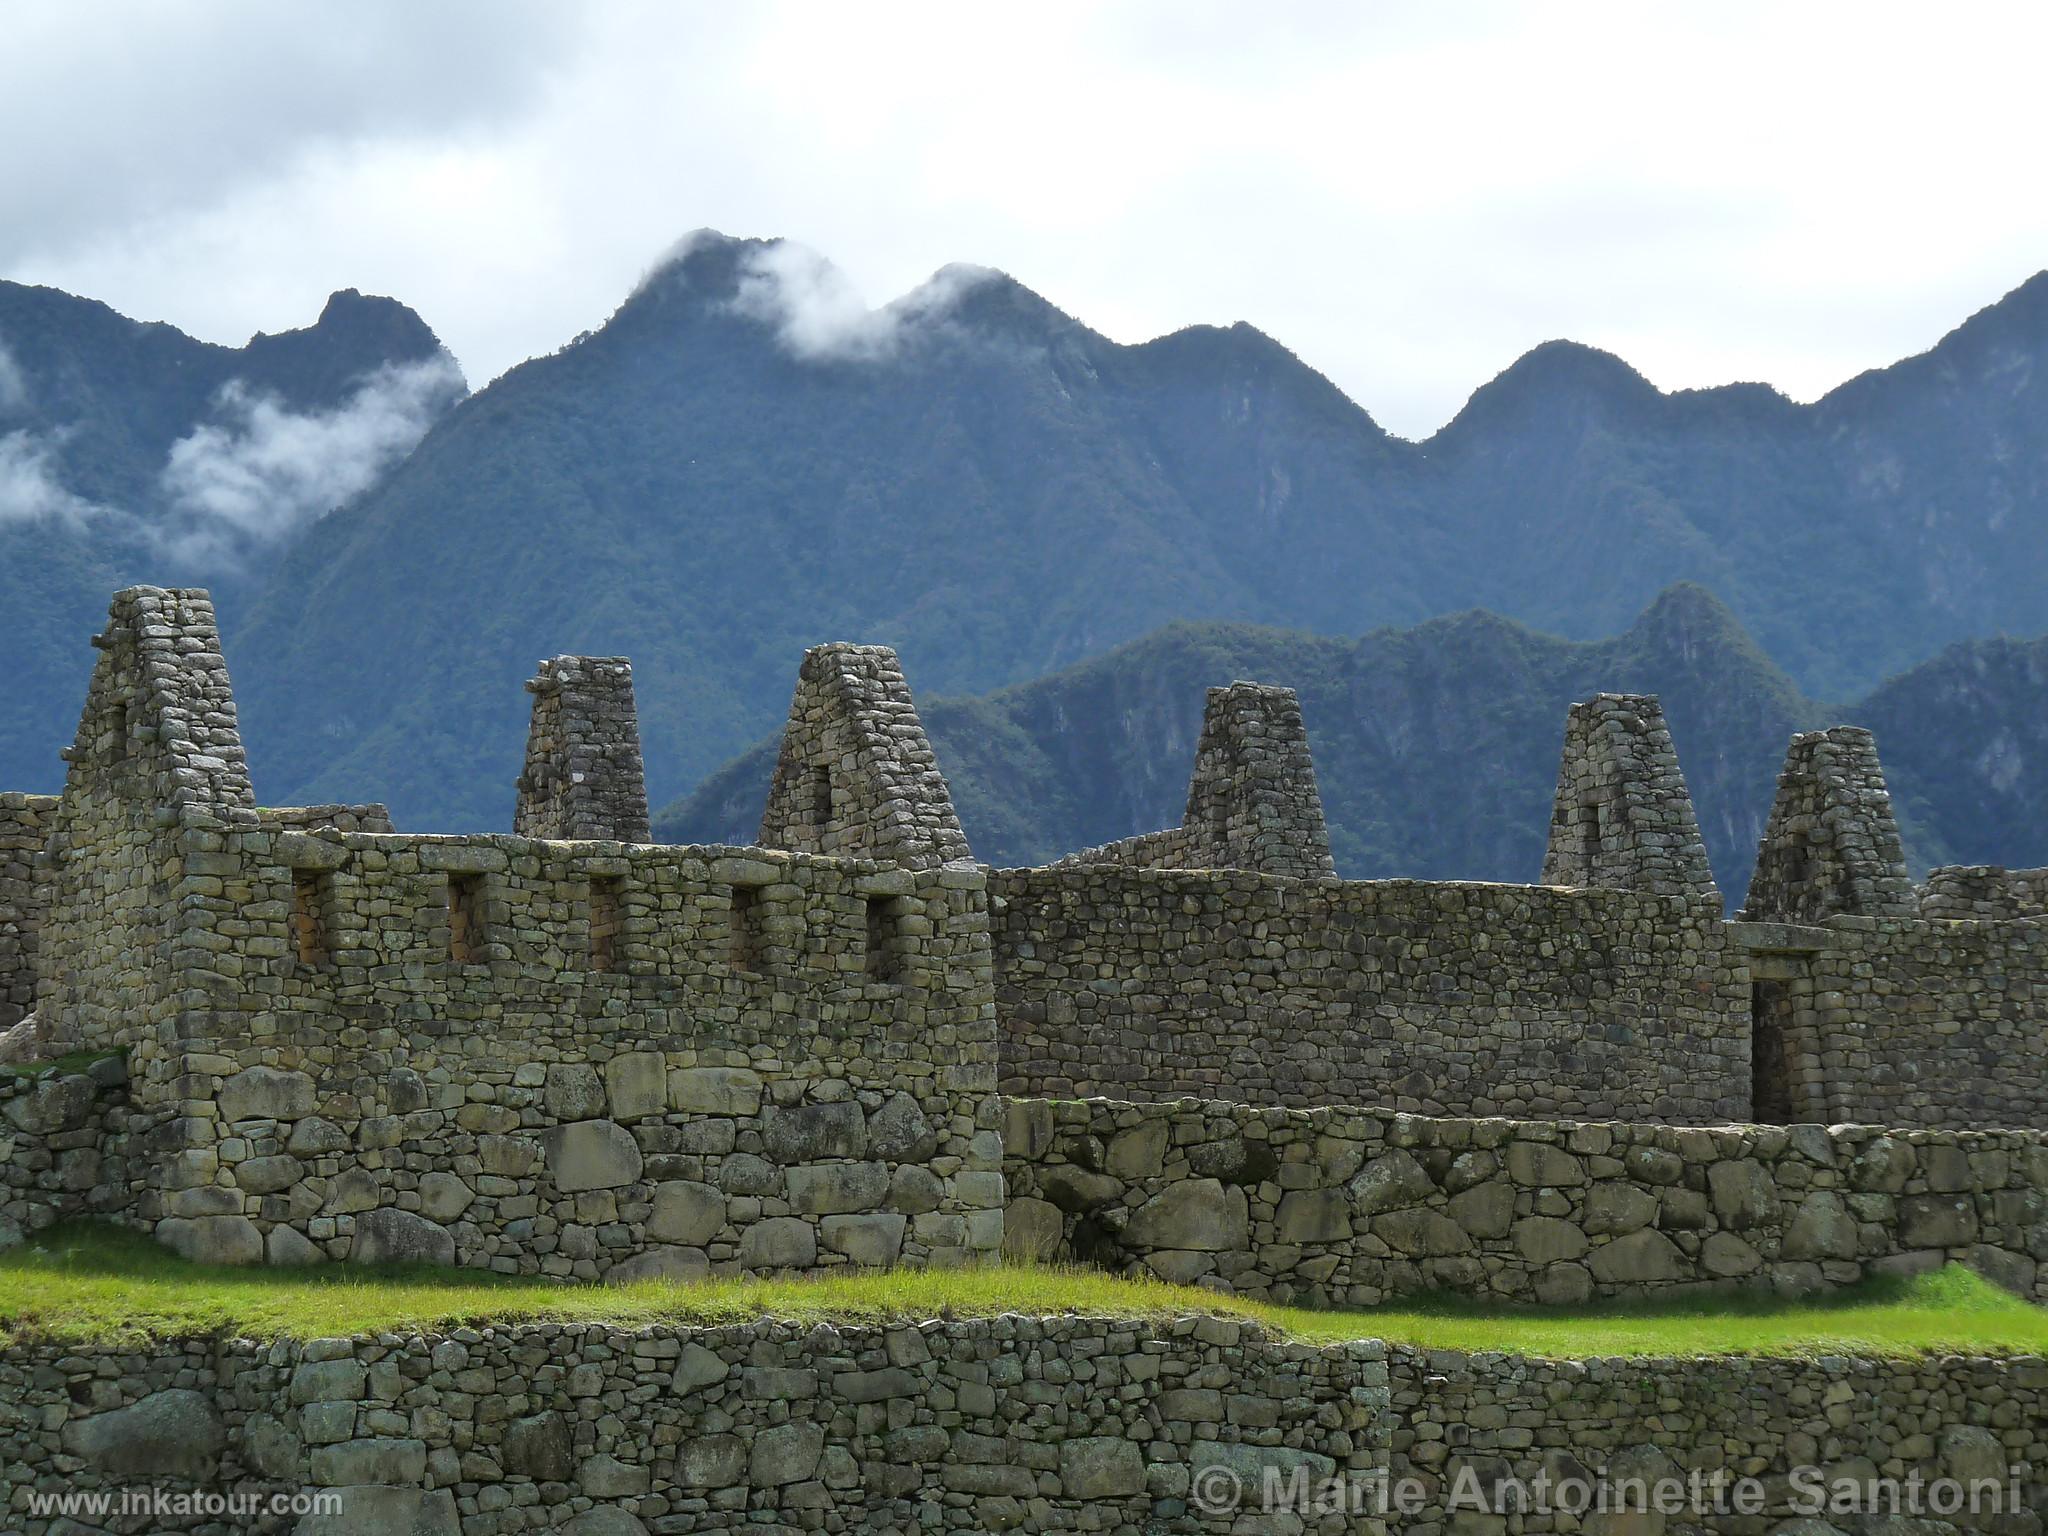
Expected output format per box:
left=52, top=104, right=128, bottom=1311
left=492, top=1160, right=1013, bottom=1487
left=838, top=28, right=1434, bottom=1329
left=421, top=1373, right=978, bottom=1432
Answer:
left=658, top=582, right=2040, bottom=904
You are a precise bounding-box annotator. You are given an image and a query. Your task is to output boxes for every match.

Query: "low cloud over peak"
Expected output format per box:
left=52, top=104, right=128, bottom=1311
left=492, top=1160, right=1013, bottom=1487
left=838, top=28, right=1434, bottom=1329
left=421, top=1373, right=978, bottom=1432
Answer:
left=155, top=352, right=464, bottom=565
left=724, top=241, right=999, bottom=362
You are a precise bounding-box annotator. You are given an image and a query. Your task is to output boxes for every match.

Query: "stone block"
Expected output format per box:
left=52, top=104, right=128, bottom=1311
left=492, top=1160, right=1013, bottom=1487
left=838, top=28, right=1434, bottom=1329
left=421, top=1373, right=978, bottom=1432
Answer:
left=822, top=1212, right=908, bottom=1266
left=63, top=1389, right=224, bottom=1481
left=350, top=1209, right=455, bottom=1267
left=742, top=1216, right=818, bottom=1270
left=605, top=1051, right=666, bottom=1122
left=217, top=1066, right=316, bottom=1123
left=669, top=1066, right=763, bottom=1116
left=1060, top=1436, right=1145, bottom=1498
left=647, top=1179, right=726, bottom=1244
left=1122, top=1180, right=1248, bottom=1251
left=542, top=1119, right=643, bottom=1191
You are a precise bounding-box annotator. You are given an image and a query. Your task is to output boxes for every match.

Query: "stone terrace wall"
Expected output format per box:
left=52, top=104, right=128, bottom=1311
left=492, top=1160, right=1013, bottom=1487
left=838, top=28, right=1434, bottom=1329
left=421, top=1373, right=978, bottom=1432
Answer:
left=1003, top=1096, right=2048, bottom=1305
left=137, top=827, right=1000, bottom=1276
left=0, top=793, right=54, bottom=1029
left=8, top=1321, right=2047, bottom=1536
left=0, top=1317, right=1390, bottom=1536
left=1748, top=914, right=2048, bottom=1131
left=1388, top=1350, right=2047, bottom=1534
left=1923, top=865, right=2048, bottom=921
left=0, top=1060, right=137, bottom=1248
left=993, top=869, right=1749, bottom=1122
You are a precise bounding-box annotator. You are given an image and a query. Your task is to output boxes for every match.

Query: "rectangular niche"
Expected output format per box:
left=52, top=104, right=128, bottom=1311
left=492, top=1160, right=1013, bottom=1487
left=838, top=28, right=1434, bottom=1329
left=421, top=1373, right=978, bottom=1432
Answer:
left=447, top=873, right=488, bottom=965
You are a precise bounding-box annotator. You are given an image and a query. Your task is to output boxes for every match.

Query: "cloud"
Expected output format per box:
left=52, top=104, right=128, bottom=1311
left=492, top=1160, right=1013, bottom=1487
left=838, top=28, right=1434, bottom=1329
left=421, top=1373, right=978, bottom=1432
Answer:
left=155, top=353, right=463, bottom=565
left=0, top=335, right=26, bottom=415
left=726, top=243, right=996, bottom=361
left=0, top=429, right=102, bottom=529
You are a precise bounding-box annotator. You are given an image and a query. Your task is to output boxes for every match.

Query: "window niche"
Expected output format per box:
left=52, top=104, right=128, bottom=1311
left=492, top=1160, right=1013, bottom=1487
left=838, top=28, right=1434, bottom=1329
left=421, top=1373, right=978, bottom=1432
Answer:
left=290, top=869, right=332, bottom=967
left=865, top=895, right=907, bottom=985
left=729, top=883, right=766, bottom=975
left=588, top=875, right=623, bottom=972
left=447, top=873, right=489, bottom=965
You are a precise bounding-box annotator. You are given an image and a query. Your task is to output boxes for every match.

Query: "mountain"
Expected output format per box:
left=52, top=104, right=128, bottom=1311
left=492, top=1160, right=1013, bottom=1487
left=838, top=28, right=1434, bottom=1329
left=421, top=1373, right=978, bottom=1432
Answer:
left=0, top=283, right=463, bottom=794
left=660, top=584, right=1810, bottom=896
left=1855, top=634, right=2048, bottom=873
left=658, top=585, right=2048, bottom=903
left=209, top=237, right=2048, bottom=831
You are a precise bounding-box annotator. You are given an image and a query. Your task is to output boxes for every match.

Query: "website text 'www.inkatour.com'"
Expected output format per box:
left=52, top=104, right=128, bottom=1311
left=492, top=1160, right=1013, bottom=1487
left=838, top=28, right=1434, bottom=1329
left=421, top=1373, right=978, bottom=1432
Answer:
left=23, top=1485, right=341, bottom=1522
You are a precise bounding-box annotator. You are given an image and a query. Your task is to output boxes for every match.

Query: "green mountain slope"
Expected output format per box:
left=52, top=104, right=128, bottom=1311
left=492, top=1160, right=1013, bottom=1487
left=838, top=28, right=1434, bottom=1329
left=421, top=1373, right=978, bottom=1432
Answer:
left=215, top=237, right=2048, bottom=831
left=659, top=585, right=2046, bottom=904
left=0, top=284, right=461, bottom=793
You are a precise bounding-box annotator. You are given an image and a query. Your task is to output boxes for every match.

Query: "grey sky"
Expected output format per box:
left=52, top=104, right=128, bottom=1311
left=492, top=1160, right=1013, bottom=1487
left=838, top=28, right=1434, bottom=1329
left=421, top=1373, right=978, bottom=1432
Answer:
left=6, top=0, right=2045, bottom=438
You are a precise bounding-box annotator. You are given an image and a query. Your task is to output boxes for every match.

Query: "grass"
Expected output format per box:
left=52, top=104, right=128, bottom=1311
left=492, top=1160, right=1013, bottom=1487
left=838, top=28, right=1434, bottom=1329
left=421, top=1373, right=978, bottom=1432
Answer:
left=2, top=1223, right=2044, bottom=1359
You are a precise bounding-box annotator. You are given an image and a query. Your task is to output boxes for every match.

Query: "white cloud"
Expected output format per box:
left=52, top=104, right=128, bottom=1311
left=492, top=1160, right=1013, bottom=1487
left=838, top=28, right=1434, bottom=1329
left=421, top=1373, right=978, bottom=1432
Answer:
left=7, top=2, right=2048, bottom=435
left=0, top=429, right=102, bottom=529
left=724, top=243, right=997, bottom=361
left=155, top=354, right=463, bottom=565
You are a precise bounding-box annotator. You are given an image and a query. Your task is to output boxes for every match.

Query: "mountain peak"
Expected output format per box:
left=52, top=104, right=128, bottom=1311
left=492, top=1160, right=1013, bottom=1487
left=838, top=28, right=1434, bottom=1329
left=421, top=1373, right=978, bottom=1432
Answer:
left=1432, top=338, right=1661, bottom=445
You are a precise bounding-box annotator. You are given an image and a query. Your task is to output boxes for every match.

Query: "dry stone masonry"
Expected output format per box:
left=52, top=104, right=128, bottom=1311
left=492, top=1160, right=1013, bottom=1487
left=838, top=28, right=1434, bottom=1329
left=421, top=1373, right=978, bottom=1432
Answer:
left=5, top=1319, right=2043, bottom=1535
left=1740, top=725, right=1919, bottom=923
left=1005, top=1095, right=2048, bottom=1306
left=758, top=643, right=972, bottom=871
left=514, top=656, right=651, bottom=844
left=5, top=586, right=2048, bottom=1531
left=0, top=583, right=2045, bottom=1293
left=1049, top=682, right=1335, bottom=879
left=1539, top=692, right=1717, bottom=899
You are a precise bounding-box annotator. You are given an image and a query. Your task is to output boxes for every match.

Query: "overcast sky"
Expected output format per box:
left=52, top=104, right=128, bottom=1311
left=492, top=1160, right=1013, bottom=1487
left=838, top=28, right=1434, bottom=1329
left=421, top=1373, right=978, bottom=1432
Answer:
left=6, top=1, right=2045, bottom=438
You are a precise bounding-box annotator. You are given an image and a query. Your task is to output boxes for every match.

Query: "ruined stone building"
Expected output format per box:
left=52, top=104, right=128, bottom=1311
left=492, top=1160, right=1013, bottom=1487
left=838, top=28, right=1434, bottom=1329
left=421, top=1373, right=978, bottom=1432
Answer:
left=2, top=587, right=2046, bottom=1310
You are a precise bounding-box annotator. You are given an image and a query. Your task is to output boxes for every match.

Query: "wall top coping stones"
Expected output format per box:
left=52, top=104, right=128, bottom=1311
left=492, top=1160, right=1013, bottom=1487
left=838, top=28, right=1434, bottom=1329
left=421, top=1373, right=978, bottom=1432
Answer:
left=212, top=827, right=984, bottom=890
left=993, top=864, right=1723, bottom=916
left=1009, top=1091, right=2048, bottom=1152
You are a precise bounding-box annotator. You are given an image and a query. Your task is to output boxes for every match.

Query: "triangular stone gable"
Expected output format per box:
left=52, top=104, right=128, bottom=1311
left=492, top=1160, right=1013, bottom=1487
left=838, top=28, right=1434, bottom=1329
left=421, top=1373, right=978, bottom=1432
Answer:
left=1738, top=726, right=1916, bottom=922
left=1540, top=693, right=1717, bottom=899
left=1180, top=683, right=1335, bottom=879
left=60, top=587, right=255, bottom=817
left=759, top=643, right=970, bottom=870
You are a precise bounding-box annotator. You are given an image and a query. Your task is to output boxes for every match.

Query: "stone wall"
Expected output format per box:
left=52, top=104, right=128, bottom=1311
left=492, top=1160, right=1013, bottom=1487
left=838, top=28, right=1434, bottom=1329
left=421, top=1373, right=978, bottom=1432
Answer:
left=132, top=826, right=1001, bottom=1276
left=513, top=656, right=650, bottom=844
left=1387, top=1350, right=2047, bottom=1533
left=759, top=643, right=972, bottom=871
left=1003, top=1096, right=2048, bottom=1305
left=0, top=793, right=54, bottom=1029
left=1740, top=726, right=1918, bottom=923
left=36, top=588, right=255, bottom=1060
left=0, top=1059, right=136, bottom=1248
left=1538, top=693, right=1717, bottom=899
left=0, top=1317, right=1389, bottom=1536
left=993, top=869, right=1749, bottom=1122
left=1922, top=865, right=2048, bottom=921
left=1739, top=914, right=2048, bottom=1131
left=1050, top=682, right=1335, bottom=880
left=7, top=1320, right=2045, bottom=1536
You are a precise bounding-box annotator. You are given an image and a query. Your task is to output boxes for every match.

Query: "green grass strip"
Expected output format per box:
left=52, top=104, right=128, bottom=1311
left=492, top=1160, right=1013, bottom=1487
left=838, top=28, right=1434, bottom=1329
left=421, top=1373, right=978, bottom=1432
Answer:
left=2, top=1222, right=2043, bottom=1359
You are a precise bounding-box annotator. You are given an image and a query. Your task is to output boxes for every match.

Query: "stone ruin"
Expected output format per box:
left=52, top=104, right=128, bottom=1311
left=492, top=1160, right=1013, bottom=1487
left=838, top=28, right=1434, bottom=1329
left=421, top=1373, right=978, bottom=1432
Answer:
left=0, top=586, right=2044, bottom=1310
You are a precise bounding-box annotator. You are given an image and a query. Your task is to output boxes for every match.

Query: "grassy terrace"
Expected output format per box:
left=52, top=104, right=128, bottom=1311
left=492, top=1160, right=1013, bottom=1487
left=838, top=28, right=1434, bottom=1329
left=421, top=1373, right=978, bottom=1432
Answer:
left=2, top=1224, right=2044, bottom=1358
